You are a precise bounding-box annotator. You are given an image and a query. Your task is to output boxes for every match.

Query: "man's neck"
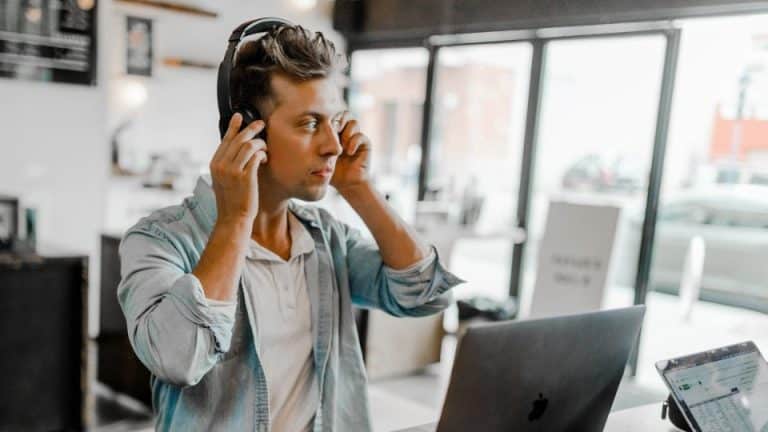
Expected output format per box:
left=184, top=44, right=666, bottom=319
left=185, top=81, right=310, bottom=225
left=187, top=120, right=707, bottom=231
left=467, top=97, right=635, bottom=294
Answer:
left=251, top=192, right=292, bottom=261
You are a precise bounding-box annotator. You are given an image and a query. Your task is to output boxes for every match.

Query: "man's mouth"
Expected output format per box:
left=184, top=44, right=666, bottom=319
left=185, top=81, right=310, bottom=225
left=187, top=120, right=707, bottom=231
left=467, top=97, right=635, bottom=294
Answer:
left=311, top=167, right=334, bottom=178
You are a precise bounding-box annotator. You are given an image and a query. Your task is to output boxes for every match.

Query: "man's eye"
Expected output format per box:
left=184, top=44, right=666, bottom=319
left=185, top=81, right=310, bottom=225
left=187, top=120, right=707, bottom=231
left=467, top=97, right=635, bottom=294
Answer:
left=304, top=121, right=318, bottom=131
left=332, top=119, right=343, bottom=131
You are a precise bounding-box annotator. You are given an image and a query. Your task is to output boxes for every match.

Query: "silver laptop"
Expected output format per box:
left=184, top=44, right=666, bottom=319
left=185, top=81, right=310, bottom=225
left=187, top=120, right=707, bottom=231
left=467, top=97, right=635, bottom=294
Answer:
left=398, top=306, right=646, bottom=432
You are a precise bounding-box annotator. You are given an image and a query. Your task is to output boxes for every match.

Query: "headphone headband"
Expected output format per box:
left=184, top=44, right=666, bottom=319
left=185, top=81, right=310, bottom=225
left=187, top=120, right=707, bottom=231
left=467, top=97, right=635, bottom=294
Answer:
left=217, top=17, right=295, bottom=138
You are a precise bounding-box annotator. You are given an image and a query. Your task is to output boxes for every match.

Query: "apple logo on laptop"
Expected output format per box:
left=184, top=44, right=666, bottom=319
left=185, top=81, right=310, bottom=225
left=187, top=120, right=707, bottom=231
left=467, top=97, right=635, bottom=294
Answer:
left=528, top=393, right=549, bottom=421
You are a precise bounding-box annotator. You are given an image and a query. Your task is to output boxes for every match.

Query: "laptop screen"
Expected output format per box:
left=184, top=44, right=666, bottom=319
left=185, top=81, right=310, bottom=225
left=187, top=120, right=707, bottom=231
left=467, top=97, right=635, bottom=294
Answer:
left=656, top=341, right=768, bottom=432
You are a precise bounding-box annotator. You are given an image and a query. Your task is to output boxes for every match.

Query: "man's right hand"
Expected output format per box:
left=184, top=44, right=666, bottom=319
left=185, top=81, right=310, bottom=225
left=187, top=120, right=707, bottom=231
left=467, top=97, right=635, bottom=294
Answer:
left=209, top=113, right=268, bottom=223
left=192, top=113, right=266, bottom=302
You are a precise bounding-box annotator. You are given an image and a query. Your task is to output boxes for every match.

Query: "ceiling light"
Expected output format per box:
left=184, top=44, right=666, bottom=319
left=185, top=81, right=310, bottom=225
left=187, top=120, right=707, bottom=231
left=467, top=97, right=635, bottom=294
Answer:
left=291, top=0, right=317, bottom=12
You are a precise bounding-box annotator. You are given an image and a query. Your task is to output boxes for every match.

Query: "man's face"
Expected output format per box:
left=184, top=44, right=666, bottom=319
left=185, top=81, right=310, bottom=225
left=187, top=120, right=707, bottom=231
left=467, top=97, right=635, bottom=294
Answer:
left=259, top=73, right=345, bottom=202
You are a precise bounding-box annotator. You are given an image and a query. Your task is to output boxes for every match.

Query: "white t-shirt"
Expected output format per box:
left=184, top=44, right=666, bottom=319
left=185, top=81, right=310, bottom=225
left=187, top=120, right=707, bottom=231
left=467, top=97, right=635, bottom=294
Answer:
left=243, top=212, right=319, bottom=432
left=204, top=211, right=438, bottom=430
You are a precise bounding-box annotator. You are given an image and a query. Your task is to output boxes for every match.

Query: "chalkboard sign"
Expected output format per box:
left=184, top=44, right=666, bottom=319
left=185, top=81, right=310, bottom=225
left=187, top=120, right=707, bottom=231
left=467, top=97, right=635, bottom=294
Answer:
left=0, top=0, right=98, bottom=85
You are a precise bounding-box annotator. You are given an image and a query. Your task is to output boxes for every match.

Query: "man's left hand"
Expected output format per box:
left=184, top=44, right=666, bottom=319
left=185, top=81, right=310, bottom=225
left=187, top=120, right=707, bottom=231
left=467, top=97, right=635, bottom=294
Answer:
left=331, top=112, right=372, bottom=194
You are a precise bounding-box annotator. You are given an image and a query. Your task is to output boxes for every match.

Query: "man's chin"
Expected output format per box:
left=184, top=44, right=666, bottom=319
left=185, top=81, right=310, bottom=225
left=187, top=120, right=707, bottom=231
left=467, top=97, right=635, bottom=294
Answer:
left=294, top=185, right=328, bottom=202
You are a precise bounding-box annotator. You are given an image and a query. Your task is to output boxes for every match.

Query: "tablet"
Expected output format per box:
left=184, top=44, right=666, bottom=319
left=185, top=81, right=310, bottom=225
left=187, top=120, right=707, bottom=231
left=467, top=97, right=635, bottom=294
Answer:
left=656, top=341, right=768, bottom=432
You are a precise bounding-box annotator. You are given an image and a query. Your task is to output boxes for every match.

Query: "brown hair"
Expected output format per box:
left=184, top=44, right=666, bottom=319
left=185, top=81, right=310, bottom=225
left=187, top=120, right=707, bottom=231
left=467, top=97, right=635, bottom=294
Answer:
left=230, top=24, right=347, bottom=119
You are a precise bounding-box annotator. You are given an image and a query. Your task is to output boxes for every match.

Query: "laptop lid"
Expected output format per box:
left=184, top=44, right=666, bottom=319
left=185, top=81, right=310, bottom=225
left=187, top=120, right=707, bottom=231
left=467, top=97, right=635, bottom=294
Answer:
left=656, top=341, right=768, bottom=432
left=436, top=305, right=646, bottom=432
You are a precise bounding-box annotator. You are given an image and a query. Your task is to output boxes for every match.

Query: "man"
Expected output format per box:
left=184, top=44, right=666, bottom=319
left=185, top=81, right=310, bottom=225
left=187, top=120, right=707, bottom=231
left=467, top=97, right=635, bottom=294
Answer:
left=117, top=23, right=462, bottom=431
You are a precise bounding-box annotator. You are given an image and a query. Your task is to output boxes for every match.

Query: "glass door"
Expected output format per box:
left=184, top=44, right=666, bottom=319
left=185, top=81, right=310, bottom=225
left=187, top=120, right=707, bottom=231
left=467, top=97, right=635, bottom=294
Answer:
left=519, top=35, right=667, bottom=315
left=425, top=42, right=533, bottom=302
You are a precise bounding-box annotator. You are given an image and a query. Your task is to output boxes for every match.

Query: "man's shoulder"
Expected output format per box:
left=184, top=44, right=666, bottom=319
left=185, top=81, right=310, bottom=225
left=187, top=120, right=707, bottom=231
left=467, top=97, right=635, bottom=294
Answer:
left=125, top=197, right=202, bottom=240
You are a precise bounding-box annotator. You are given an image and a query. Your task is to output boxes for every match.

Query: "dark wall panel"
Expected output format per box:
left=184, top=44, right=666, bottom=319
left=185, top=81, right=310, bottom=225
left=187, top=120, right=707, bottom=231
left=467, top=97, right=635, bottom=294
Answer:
left=454, top=0, right=768, bottom=32
left=335, top=0, right=768, bottom=39
left=0, top=256, right=87, bottom=431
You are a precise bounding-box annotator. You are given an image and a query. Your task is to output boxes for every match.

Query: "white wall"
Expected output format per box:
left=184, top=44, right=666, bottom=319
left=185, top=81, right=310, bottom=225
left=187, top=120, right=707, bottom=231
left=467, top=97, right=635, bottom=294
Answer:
left=0, top=0, right=113, bottom=337
left=0, top=0, right=343, bottom=337
left=109, top=0, right=345, bottom=174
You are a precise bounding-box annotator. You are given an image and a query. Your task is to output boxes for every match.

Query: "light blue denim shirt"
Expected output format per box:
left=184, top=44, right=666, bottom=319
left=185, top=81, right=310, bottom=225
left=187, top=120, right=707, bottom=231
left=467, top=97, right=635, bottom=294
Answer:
left=117, top=175, right=463, bottom=431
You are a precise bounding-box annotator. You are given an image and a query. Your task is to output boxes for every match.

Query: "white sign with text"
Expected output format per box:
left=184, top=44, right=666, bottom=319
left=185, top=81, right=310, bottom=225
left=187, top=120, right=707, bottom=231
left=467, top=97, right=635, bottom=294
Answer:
left=528, top=200, right=621, bottom=319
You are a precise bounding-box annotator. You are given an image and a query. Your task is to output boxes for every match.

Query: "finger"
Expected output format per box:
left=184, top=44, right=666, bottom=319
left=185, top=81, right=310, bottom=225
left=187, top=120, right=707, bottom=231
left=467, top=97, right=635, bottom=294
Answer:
left=232, top=119, right=265, bottom=146
left=225, top=120, right=265, bottom=160
left=234, top=139, right=267, bottom=170
left=213, top=113, right=243, bottom=160
left=244, top=150, right=268, bottom=173
left=335, top=110, right=350, bottom=135
left=223, top=113, right=243, bottom=143
left=341, top=118, right=360, bottom=144
left=347, top=133, right=368, bottom=156
left=338, top=110, right=350, bottom=127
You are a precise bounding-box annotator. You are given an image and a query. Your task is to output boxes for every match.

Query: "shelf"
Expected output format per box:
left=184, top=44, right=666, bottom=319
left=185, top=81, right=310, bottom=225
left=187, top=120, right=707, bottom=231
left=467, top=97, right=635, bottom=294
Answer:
left=115, top=0, right=218, bottom=18
left=162, top=57, right=216, bottom=70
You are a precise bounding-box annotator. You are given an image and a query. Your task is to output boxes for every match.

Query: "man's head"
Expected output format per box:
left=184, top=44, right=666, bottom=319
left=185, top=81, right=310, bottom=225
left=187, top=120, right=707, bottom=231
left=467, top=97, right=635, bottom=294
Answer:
left=231, top=24, right=348, bottom=202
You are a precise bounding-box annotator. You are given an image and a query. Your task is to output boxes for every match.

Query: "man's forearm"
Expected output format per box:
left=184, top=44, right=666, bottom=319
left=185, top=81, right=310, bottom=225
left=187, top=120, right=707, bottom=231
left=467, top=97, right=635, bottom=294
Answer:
left=192, top=217, right=251, bottom=301
left=339, top=182, right=431, bottom=270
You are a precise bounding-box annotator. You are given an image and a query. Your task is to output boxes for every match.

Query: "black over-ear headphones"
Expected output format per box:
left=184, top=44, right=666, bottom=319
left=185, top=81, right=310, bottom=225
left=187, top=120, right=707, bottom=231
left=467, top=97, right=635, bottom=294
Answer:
left=216, top=17, right=295, bottom=140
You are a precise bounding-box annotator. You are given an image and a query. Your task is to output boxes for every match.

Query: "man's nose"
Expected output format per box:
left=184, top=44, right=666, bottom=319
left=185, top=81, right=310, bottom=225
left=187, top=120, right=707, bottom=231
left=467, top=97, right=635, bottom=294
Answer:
left=319, top=123, right=343, bottom=157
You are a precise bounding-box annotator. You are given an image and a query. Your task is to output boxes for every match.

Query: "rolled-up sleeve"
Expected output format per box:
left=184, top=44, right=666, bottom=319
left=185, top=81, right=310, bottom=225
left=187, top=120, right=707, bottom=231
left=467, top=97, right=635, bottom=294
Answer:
left=117, top=229, right=237, bottom=387
left=344, top=224, right=465, bottom=317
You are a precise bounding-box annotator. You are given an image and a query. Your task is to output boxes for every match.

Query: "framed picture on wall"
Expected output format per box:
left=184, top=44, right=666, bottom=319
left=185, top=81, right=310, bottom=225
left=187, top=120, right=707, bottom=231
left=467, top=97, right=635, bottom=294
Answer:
left=126, top=16, right=152, bottom=76
left=0, top=196, right=18, bottom=250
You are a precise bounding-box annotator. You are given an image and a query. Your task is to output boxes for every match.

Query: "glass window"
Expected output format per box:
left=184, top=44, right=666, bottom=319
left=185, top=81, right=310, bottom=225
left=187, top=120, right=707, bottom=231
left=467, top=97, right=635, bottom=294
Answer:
left=347, top=48, right=429, bottom=223
left=637, top=14, right=768, bottom=393
left=520, top=36, right=666, bottom=314
left=426, top=43, right=533, bottom=301
left=650, top=14, right=768, bottom=308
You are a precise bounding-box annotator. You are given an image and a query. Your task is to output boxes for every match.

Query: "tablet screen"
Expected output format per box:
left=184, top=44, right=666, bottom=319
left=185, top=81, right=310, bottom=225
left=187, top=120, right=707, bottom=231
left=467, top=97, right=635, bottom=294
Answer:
left=656, top=341, right=768, bottom=432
